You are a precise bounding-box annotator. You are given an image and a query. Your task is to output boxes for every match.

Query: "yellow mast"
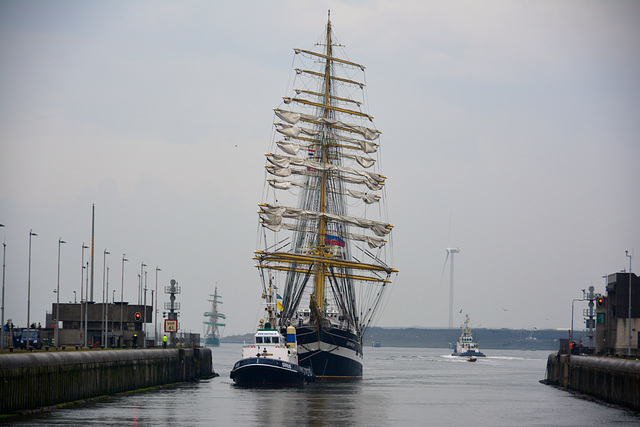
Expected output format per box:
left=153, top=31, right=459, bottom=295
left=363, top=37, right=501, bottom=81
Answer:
left=314, top=12, right=332, bottom=313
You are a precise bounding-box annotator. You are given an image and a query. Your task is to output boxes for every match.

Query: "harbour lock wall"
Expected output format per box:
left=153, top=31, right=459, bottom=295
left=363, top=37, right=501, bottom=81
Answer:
left=0, top=347, right=213, bottom=414
left=544, top=353, right=640, bottom=411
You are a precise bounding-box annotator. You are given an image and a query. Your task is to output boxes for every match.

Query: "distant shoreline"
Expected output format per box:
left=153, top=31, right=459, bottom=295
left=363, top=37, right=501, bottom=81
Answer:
left=221, top=327, right=566, bottom=350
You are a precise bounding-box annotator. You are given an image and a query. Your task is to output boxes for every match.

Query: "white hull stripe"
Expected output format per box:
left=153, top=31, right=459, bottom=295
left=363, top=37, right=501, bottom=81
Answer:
left=298, top=340, right=362, bottom=364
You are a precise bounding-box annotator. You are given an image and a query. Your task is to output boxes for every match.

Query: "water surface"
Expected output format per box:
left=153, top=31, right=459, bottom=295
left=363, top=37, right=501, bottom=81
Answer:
left=5, top=344, right=638, bottom=426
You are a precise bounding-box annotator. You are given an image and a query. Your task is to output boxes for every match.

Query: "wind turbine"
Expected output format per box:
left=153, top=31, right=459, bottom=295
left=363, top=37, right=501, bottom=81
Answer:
left=444, top=247, right=460, bottom=329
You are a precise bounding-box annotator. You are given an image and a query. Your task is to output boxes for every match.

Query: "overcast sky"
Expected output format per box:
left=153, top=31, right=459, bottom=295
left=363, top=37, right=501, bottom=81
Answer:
left=1, top=1, right=638, bottom=337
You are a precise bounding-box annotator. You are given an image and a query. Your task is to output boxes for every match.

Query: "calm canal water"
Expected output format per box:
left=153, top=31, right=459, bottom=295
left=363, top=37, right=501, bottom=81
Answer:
left=4, top=344, right=639, bottom=426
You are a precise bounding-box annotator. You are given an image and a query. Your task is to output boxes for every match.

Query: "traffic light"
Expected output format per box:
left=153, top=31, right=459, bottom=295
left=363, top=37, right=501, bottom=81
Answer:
left=597, top=297, right=604, bottom=307
left=135, top=312, right=141, bottom=321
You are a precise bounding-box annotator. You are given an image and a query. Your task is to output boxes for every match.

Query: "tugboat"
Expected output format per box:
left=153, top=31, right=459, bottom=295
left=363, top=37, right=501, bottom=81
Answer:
left=451, top=314, right=486, bottom=357
left=230, top=281, right=315, bottom=386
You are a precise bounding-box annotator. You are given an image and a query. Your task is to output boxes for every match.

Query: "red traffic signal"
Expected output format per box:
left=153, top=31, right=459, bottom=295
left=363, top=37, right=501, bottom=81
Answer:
left=135, top=312, right=141, bottom=321
left=597, top=297, right=604, bottom=306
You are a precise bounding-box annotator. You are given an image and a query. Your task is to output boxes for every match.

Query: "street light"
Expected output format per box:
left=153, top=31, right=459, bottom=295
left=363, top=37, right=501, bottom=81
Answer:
left=570, top=297, right=585, bottom=344
left=85, top=261, right=89, bottom=348
left=120, top=254, right=128, bottom=346
left=26, top=229, right=37, bottom=348
left=139, top=262, right=146, bottom=304
left=626, top=251, right=632, bottom=356
left=105, top=265, right=110, bottom=348
left=151, top=289, right=154, bottom=345
left=1, top=224, right=6, bottom=351
left=80, top=243, right=88, bottom=347
left=55, top=237, right=66, bottom=348
left=102, top=249, right=110, bottom=346
left=155, top=267, right=161, bottom=345
left=143, top=267, right=148, bottom=348
left=73, top=290, right=76, bottom=303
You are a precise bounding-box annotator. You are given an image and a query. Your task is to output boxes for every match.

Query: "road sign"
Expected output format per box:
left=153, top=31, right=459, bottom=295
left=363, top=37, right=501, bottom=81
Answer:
left=164, top=319, right=178, bottom=333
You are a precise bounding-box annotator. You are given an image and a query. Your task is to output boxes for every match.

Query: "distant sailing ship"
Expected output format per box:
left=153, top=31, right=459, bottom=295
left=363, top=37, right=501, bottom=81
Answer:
left=254, top=12, right=398, bottom=380
left=203, top=286, right=225, bottom=346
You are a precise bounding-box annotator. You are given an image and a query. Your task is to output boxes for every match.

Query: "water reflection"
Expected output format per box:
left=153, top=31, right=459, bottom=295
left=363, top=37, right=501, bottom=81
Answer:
left=232, top=380, right=391, bottom=426
left=240, top=382, right=367, bottom=426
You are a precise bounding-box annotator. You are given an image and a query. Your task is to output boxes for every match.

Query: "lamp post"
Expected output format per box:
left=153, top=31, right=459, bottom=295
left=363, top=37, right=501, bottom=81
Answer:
left=143, top=267, right=148, bottom=348
left=113, top=289, right=116, bottom=303
left=55, top=237, right=66, bottom=348
left=101, top=249, right=110, bottom=346
left=80, top=243, right=88, bottom=347
left=1, top=224, right=5, bottom=351
left=570, top=297, right=585, bottom=344
left=120, top=254, right=128, bottom=346
left=139, top=262, right=146, bottom=304
left=626, top=251, right=632, bottom=356
left=73, top=291, right=76, bottom=303
left=602, top=274, right=610, bottom=353
left=26, top=229, right=37, bottom=347
left=105, top=265, right=110, bottom=348
left=155, top=267, right=161, bottom=346
left=85, top=261, right=89, bottom=347
left=151, top=289, right=155, bottom=346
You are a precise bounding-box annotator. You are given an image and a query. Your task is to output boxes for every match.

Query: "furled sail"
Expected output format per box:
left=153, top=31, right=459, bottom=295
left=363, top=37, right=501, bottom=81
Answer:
left=260, top=221, right=386, bottom=249
left=259, top=203, right=393, bottom=237
left=267, top=179, right=379, bottom=204
left=266, top=154, right=383, bottom=183
left=277, top=136, right=378, bottom=154
left=275, top=140, right=374, bottom=168
left=275, top=109, right=380, bottom=140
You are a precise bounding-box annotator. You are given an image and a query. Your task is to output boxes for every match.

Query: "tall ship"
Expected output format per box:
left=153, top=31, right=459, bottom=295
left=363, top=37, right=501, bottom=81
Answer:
left=254, top=13, right=398, bottom=380
left=203, top=286, right=225, bottom=346
left=451, top=314, right=486, bottom=357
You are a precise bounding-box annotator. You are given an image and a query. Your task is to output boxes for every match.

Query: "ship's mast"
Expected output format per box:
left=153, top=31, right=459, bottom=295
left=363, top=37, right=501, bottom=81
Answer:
left=212, top=286, right=218, bottom=337
left=266, top=277, right=277, bottom=328
left=313, top=11, right=332, bottom=314
left=255, top=12, right=398, bottom=333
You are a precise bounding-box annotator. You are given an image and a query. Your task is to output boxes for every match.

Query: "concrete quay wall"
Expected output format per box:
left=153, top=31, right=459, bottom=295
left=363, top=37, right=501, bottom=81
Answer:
left=545, top=353, right=640, bottom=411
left=0, top=347, right=213, bottom=414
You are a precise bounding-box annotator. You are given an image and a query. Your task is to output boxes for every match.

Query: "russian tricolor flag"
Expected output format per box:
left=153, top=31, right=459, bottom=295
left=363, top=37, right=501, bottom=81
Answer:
left=325, top=235, right=346, bottom=247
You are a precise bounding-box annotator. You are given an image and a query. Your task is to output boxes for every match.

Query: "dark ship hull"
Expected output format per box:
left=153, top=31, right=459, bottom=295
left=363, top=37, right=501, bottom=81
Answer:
left=204, top=336, right=220, bottom=347
left=296, top=325, right=363, bottom=380
left=452, top=349, right=486, bottom=357
left=230, top=357, right=315, bottom=386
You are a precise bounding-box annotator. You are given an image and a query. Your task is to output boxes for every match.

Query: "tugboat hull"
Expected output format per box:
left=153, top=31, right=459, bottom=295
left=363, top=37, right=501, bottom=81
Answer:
left=230, top=357, right=315, bottom=386
left=452, top=349, right=486, bottom=357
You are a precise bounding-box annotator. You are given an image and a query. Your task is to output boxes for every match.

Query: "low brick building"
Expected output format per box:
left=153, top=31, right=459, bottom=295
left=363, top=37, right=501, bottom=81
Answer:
left=50, top=302, right=152, bottom=348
